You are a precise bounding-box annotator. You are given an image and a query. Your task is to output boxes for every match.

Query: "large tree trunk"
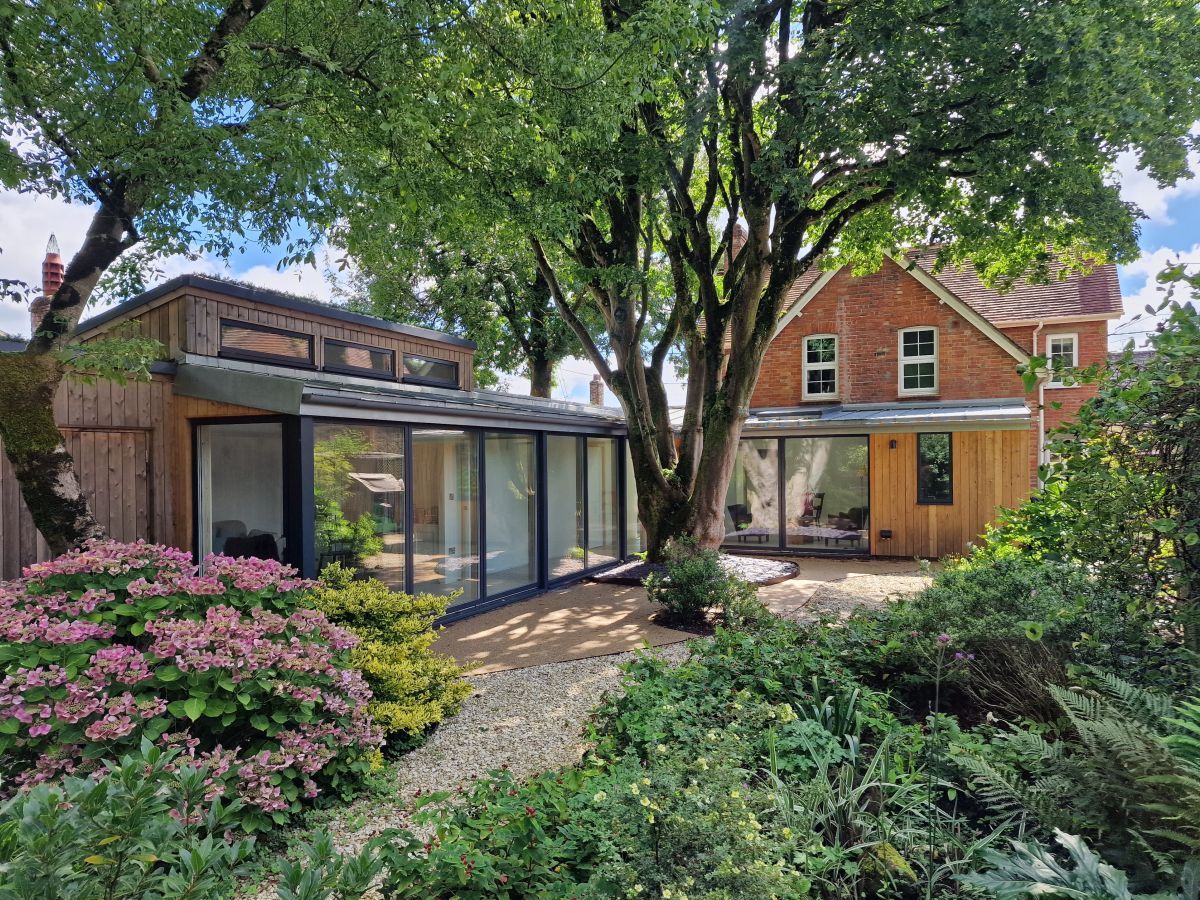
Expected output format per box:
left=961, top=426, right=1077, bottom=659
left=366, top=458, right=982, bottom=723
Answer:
left=0, top=205, right=136, bottom=552
left=528, top=356, right=553, bottom=398
left=0, top=354, right=104, bottom=554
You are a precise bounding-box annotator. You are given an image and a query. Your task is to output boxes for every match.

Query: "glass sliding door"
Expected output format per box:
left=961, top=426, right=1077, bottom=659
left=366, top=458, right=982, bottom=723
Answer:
left=783, top=436, right=869, bottom=553
left=625, top=447, right=645, bottom=556
left=484, top=432, right=538, bottom=596
left=411, top=430, right=480, bottom=605
left=197, top=421, right=285, bottom=562
left=313, top=422, right=405, bottom=588
left=586, top=437, right=620, bottom=567
left=547, top=435, right=585, bottom=580
left=723, top=439, right=780, bottom=546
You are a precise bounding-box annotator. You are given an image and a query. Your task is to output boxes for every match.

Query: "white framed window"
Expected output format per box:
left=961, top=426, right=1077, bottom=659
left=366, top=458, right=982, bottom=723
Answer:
left=803, top=334, right=838, bottom=398
left=898, top=326, right=938, bottom=395
left=1046, top=333, right=1078, bottom=386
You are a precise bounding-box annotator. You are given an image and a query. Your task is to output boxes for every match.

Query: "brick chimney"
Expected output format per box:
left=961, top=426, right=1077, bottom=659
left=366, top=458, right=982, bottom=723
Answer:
left=31, top=234, right=64, bottom=336
left=589, top=373, right=604, bottom=406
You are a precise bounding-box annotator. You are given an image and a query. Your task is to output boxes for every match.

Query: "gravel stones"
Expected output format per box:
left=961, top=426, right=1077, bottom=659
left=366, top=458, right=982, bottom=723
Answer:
left=790, top=572, right=931, bottom=622
left=246, top=641, right=691, bottom=893
left=594, top=553, right=799, bottom=586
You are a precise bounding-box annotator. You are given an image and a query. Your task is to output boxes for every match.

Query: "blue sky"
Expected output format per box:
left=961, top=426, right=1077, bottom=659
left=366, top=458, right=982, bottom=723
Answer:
left=1, top=147, right=1197, bottom=404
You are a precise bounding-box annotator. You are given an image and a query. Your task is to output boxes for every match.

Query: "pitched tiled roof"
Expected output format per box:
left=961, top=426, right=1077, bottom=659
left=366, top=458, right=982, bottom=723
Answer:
left=903, top=249, right=1123, bottom=323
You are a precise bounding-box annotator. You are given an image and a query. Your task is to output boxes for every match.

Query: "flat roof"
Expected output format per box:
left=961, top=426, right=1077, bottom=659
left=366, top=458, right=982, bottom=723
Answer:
left=741, top=398, right=1031, bottom=432
left=75, top=274, right=476, bottom=350
left=174, top=355, right=625, bottom=433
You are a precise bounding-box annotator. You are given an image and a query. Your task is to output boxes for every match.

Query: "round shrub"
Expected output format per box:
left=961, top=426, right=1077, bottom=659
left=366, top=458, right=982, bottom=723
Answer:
left=644, top=537, right=758, bottom=627
left=310, top=564, right=471, bottom=746
left=0, top=540, right=383, bottom=831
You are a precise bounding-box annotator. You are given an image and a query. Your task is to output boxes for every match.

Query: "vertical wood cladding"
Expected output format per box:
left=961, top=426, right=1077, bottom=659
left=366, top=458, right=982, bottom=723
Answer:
left=869, top=429, right=1030, bottom=559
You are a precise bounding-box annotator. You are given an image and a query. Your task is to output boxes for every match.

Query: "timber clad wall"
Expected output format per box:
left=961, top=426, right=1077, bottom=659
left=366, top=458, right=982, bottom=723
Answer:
left=79, top=287, right=475, bottom=390
left=0, top=375, right=174, bottom=580
left=869, top=430, right=1030, bottom=558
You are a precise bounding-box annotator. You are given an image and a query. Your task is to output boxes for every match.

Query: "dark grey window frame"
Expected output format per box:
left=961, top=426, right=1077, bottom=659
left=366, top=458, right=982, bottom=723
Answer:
left=322, top=337, right=395, bottom=380
left=401, top=353, right=460, bottom=388
left=218, top=318, right=315, bottom=368
left=916, top=432, right=954, bottom=505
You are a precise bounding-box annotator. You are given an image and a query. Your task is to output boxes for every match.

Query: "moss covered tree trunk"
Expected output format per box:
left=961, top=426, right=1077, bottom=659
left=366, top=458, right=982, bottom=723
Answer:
left=0, top=355, right=103, bottom=554
left=0, top=205, right=137, bottom=553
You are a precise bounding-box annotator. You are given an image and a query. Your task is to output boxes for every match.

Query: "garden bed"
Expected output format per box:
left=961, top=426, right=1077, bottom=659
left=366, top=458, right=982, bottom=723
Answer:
left=593, top=553, right=798, bottom=587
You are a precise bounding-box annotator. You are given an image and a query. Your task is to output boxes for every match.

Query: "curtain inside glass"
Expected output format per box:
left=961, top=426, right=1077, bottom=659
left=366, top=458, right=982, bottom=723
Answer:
left=722, top=439, right=781, bottom=546
left=484, top=433, right=538, bottom=596
left=411, top=429, right=479, bottom=605
left=586, top=437, right=619, bottom=567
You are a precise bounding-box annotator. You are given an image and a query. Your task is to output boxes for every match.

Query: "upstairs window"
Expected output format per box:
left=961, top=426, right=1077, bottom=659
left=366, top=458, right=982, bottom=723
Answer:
left=324, top=338, right=394, bottom=378
left=402, top=353, right=459, bottom=387
left=1046, top=333, right=1078, bottom=386
left=219, top=319, right=313, bottom=367
left=898, top=326, right=938, bottom=395
left=803, top=335, right=838, bottom=398
left=917, top=432, right=953, bottom=504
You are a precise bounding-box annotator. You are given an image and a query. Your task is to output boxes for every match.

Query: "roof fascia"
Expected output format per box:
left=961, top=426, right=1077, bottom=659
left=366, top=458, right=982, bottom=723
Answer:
left=771, top=267, right=842, bottom=338
left=889, top=255, right=1029, bottom=362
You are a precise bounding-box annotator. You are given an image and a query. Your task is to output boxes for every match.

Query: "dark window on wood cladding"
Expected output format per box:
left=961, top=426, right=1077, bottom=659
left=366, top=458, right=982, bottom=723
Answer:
left=401, top=353, right=459, bottom=387
left=917, top=432, right=953, bottom=504
left=219, top=319, right=314, bottom=367
left=324, top=339, right=394, bottom=378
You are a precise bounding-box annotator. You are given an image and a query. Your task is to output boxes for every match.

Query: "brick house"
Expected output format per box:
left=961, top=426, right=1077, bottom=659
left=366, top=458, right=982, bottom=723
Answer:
left=724, top=250, right=1122, bottom=558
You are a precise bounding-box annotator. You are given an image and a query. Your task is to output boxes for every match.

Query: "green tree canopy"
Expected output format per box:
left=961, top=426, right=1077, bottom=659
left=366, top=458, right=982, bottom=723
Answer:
left=0, top=0, right=430, bottom=550
left=333, top=0, right=1200, bottom=553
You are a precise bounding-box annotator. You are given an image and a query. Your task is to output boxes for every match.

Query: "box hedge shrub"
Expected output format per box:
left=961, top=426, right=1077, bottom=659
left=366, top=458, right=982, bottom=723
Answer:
left=0, top=540, right=383, bottom=832
left=310, top=564, right=471, bottom=746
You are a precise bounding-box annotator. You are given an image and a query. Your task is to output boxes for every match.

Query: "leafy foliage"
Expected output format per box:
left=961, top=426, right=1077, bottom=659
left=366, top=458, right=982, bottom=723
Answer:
left=999, top=296, right=1200, bottom=653
left=0, top=541, right=382, bottom=832
left=0, top=741, right=254, bottom=900
left=643, top=537, right=758, bottom=627
left=310, top=565, right=471, bottom=745
left=332, top=0, right=1200, bottom=552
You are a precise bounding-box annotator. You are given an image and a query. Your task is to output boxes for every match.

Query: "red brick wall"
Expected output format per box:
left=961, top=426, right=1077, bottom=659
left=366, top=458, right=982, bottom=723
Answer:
left=749, top=259, right=1114, bottom=491
left=999, top=320, right=1109, bottom=433
left=1000, top=320, right=1109, bottom=486
left=751, top=258, right=1027, bottom=408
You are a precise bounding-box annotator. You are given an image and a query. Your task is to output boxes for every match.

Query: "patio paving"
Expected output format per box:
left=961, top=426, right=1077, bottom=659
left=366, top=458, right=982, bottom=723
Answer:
left=433, top=557, right=926, bottom=673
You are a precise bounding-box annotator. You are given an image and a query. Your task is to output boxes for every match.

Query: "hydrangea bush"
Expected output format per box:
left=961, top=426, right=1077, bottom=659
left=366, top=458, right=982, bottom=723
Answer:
left=0, top=540, right=383, bottom=831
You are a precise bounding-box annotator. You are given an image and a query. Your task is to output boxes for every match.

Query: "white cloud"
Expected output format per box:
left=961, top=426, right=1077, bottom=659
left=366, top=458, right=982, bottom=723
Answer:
left=0, top=191, right=97, bottom=336
left=0, top=189, right=344, bottom=339
left=491, top=357, right=689, bottom=406
left=1111, top=242, right=1200, bottom=349
left=1114, top=147, right=1200, bottom=224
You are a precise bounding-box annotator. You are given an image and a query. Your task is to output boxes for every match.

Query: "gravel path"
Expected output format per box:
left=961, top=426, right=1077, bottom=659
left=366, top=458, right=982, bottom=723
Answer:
left=791, top=571, right=931, bottom=622
left=243, top=642, right=691, bottom=896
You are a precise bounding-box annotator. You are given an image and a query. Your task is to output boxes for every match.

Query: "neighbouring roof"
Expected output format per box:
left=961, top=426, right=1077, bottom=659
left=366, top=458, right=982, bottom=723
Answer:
left=75, top=274, right=476, bottom=350
left=669, top=398, right=1030, bottom=433
left=174, top=355, right=625, bottom=432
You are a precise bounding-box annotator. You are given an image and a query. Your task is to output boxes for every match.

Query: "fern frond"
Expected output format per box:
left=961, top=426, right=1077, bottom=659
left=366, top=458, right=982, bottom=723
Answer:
left=1094, top=669, right=1172, bottom=723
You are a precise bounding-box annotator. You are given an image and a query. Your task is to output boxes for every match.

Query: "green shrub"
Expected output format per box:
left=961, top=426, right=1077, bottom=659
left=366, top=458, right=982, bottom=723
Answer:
left=644, top=537, right=758, bottom=627
left=871, top=553, right=1167, bottom=720
left=311, top=564, right=471, bottom=745
left=0, top=741, right=253, bottom=899
left=0, top=541, right=382, bottom=832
